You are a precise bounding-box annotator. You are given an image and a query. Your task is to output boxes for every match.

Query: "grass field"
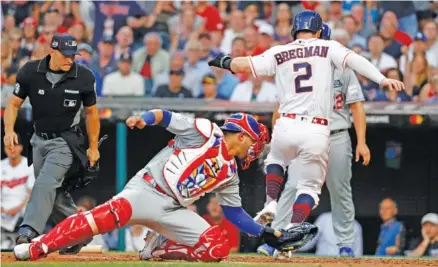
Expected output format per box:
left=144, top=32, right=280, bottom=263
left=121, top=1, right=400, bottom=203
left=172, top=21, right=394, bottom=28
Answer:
left=2, top=252, right=438, bottom=267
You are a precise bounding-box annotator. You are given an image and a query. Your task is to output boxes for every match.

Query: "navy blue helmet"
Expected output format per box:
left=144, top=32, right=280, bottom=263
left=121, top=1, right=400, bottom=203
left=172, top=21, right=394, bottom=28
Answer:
left=321, top=23, right=331, bottom=40
left=291, top=10, right=323, bottom=39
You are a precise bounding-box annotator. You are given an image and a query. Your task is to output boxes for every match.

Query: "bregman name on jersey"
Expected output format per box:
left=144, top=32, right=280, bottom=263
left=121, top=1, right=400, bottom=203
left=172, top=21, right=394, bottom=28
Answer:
left=275, top=46, right=329, bottom=65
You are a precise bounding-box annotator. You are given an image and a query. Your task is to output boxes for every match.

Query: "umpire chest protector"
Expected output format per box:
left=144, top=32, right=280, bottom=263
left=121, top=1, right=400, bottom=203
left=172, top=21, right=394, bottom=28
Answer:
left=163, top=119, right=238, bottom=207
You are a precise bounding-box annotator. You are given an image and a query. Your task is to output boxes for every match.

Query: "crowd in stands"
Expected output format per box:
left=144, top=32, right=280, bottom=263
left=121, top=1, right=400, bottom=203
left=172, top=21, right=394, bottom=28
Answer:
left=1, top=1, right=438, bottom=103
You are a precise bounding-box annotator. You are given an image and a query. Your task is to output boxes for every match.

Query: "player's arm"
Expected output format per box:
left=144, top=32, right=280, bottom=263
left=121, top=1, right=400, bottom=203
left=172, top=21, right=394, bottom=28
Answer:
left=329, top=41, right=404, bottom=91
left=126, top=109, right=173, bottom=129
left=272, top=103, right=280, bottom=128
left=208, top=49, right=277, bottom=77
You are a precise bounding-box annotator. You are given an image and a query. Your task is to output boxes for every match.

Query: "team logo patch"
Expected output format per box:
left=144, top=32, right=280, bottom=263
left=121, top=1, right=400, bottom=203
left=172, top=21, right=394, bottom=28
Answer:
left=14, top=83, right=20, bottom=94
left=333, top=80, right=343, bottom=88
left=38, top=89, right=45, bottom=95
left=64, top=99, right=77, bottom=107
left=52, top=40, right=58, bottom=48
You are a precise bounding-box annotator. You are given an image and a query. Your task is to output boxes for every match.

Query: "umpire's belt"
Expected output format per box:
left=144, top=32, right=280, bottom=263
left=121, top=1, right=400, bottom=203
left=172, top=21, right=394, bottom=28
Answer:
left=36, top=126, right=80, bottom=140
left=282, top=113, right=329, bottom=127
left=330, top=129, right=348, bottom=135
left=142, top=173, right=176, bottom=199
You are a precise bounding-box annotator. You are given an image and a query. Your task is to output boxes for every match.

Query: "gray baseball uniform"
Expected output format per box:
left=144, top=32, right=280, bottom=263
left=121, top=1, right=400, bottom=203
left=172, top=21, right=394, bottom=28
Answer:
left=116, top=112, right=242, bottom=246
left=272, top=68, right=364, bottom=249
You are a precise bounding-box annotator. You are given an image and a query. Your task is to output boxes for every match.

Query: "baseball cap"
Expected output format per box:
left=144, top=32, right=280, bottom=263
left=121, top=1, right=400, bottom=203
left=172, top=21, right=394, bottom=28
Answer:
left=51, top=33, right=80, bottom=56
left=258, top=24, right=274, bottom=37
left=77, top=43, right=93, bottom=54
left=202, top=74, right=217, bottom=84
left=102, top=36, right=115, bottom=44
left=170, top=69, right=184, bottom=76
left=414, top=32, right=427, bottom=42
left=421, top=213, right=438, bottom=225
left=119, top=52, right=132, bottom=62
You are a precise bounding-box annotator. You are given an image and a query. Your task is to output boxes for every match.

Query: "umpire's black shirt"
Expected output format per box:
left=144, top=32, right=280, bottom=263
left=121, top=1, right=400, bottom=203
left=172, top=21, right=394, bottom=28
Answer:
left=13, top=55, right=96, bottom=133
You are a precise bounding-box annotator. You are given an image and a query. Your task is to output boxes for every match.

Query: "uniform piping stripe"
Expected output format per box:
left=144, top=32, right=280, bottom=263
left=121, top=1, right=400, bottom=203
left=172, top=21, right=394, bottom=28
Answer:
left=342, top=51, right=353, bottom=71
left=84, top=212, right=99, bottom=235
left=248, top=57, right=258, bottom=78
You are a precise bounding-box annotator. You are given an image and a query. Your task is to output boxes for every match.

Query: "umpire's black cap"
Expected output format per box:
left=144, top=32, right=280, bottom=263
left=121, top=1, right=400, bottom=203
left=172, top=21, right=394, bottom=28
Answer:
left=51, top=33, right=81, bottom=56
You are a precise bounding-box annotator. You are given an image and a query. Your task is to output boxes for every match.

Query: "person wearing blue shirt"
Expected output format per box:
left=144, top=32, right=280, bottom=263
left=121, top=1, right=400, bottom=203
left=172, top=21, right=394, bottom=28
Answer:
left=76, top=43, right=103, bottom=96
left=211, top=68, right=239, bottom=100
left=376, top=198, right=406, bottom=256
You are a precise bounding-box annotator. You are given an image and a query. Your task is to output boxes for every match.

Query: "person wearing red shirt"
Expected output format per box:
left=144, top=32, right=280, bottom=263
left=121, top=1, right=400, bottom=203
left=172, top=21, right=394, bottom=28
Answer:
left=196, top=0, right=223, bottom=32
left=302, top=1, right=320, bottom=11
left=202, top=195, right=240, bottom=252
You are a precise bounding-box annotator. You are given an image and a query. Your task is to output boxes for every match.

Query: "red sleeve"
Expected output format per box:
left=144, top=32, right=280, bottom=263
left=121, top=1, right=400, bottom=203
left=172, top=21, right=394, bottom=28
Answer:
left=394, top=30, right=413, bottom=47
left=223, top=219, right=240, bottom=250
left=205, top=6, right=223, bottom=32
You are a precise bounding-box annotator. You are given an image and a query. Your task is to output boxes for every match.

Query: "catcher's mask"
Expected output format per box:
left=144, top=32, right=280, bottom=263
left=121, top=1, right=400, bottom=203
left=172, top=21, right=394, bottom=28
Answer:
left=220, top=113, right=270, bottom=169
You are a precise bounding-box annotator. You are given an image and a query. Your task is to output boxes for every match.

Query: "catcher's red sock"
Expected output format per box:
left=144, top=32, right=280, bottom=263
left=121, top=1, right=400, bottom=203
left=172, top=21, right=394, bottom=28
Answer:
left=265, top=164, right=284, bottom=202
left=38, top=198, right=132, bottom=253
left=291, top=194, right=314, bottom=223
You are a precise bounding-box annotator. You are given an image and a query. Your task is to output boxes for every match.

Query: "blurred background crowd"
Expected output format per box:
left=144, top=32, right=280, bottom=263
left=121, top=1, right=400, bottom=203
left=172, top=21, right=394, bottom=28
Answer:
left=1, top=0, right=438, bottom=103
left=1, top=0, right=438, bottom=257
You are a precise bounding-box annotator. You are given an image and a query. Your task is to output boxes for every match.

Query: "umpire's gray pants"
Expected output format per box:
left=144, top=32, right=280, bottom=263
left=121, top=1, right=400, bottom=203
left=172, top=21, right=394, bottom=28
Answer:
left=21, top=134, right=77, bottom=234
left=272, top=130, right=355, bottom=248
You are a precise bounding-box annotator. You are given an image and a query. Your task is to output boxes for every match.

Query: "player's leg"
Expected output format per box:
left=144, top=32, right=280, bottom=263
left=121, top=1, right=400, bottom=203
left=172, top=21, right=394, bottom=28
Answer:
left=325, top=131, right=355, bottom=256
left=139, top=207, right=230, bottom=262
left=18, top=137, right=73, bottom=243
left=292, top=124, right=330, bottom=224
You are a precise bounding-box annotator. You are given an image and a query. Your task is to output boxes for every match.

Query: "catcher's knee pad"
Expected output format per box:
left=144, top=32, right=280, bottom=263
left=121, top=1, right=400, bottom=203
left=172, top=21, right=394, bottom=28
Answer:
left=86, top=197, right=132, bottom=234
left=194, top=225, right=230, bottom=262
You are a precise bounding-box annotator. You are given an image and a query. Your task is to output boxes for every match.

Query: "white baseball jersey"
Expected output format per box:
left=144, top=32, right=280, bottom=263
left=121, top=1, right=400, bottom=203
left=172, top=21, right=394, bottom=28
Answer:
left=249, top=38, right=352, bottom=120
left=0, top=157, right=35, bottom=210
left=331, top=68, right=365, bottom=131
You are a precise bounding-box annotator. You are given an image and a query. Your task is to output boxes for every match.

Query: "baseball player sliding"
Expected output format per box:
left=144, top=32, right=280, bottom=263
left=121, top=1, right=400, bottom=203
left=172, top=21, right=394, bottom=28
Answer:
left=209, top=9, right=404, bottom=255
left=256, top=23, right=369, bottom=258
left=14, top=110, right=317, bottom=261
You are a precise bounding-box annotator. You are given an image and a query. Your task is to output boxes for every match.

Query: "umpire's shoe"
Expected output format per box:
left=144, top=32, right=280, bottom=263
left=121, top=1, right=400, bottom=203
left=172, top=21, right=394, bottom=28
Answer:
left=59, top=239, right=93, bottom=255
left=16, top=226, right=39, bottom=245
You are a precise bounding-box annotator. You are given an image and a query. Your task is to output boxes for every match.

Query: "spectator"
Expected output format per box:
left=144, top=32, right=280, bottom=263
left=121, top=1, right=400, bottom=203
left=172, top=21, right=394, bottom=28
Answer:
left=273, top=3, right=293, bottom=45
left=168, top=5, right=205, bottom=52
left=220, top=10, right=245, bottom=54
left=2, top=1, right=35, bottom=26
left=132, top=32, right=170, bottom=95
left=343, top=15, right=367, bottom=49
left=30, top=42, right=48, bottom=60
left=155, top=69, right=192, bottom=99
left=230, top=37, right=249, bottom=83
left=367, top=34, right=398, bottom=72
left=379, top=1, right=418, bottom=38
left=404, top=52, right=429, bottom=99
left=152, top=50, right=185, bottom=95
left=75, top=196, right=108, bottom=251
left=75, top=43, right=102, bottom=96
left=408, top=213, right=438, bottom=257
left=243, top=3, right=266, bottom=29
left=376, top=68, right=412, bottom=102
left=257, top=24, right=274, bottom=54
left=91, top=36, right=118, bottom=80
left=351, top=4, right=376, bottom=39
left=1, top=137, right=35, bottom=249
left=181, top=40, right=211, bottom=97
left=332, top=28, right=351, bottom=47
left=68, top=21, right=88, bottom=44
left=114, top=26, right=133, bottom=61
left=243, top=26, right=260, bottom=56
left=297, top=212, right=363, bottom=256
left=88, top=1, right=147, bottom=48
left=202, top=195, right=239, bottom=253
left=125, top=225, right=150, bottom=252
left=420, top=67, right=438, bottom=103
left=376, top=198, right=406, bottom=256
left=329, top=1, right=344, bottom=23
left=423, top=20, right=438, bottom=65
left=8, top=28, right=31, bottom=71
left=230, top=76, right=277, bottom=103
left=211, top=67, right=239, bottom=100
left=3, top=14, right=16, bottom=34
left=198, top=74, right=227, bottom=100
left=316, top=4, right=330, bottom=23
left=195, top=0, right=223, bottom=33
left=380, top=11, right=413, bottom=59
left=102, top=53, right=145, bottom=97
left=36, top=24, right=57, bottom=47
left=20, top=17, right=37, bottom=54
left=198, top=33, right=220, bottom=61
left=43, top=7, right=65, bottom=34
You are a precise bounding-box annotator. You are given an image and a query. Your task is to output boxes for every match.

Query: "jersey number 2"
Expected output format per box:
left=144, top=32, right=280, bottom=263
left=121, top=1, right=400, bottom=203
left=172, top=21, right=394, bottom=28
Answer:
left=294, top=63, right=313, bottom=93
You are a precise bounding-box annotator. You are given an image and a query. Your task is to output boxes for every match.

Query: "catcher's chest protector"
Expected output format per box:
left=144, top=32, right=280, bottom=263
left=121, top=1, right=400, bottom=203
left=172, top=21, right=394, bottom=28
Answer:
left=163, top=118, right=238, bottom=207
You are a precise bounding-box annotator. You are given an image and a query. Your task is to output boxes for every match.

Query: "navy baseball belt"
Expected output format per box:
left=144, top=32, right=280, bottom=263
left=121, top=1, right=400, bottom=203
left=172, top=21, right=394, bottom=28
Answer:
left=35, top=125, right=81, bottom=140
left=330, top=129, right=348, bottom=135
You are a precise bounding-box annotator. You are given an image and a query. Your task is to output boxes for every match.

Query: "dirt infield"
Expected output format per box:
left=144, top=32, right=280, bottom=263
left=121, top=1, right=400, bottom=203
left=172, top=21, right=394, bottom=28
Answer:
left=2, top=252, right=437, bottom=266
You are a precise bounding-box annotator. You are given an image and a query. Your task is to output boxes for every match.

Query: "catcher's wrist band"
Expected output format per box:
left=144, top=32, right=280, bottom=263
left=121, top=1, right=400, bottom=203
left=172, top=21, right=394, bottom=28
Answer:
left=141, top=111, right=156, bottom=125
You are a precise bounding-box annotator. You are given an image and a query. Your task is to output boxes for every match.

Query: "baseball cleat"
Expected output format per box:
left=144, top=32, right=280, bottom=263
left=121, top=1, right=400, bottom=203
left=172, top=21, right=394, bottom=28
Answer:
left=13, top=241, right=48, bottom=261
left=253, top=201, right=277, bottom=225
left=273, top=249, right=293, bottom=259
left=59, top=239, right=93, bottom=255
left=339, top=247, right=355, bottom=257
left=15, top=226, right=39, bottom=245
left=139, top=231, right=166, bottom=260
left=257, top=243, right=275, bottom=256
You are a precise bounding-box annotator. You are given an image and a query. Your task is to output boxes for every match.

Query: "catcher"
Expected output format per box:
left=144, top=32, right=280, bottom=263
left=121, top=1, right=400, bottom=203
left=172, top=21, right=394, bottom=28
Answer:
left=14, top=110, right=318, bottom=262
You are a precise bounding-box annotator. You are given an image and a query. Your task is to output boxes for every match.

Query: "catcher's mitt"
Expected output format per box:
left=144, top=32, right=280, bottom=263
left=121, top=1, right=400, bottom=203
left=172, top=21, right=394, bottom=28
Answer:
left=262, top=222, right=318, bottom=252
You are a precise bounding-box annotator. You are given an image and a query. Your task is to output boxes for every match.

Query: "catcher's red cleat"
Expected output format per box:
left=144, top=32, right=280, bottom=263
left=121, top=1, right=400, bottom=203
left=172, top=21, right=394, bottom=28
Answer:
left=13, top=241, right=48, bottom=261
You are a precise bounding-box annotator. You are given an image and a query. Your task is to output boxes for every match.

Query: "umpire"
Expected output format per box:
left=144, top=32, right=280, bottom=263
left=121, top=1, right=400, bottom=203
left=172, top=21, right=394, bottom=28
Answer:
left=3, top=33, right=100, bottom=250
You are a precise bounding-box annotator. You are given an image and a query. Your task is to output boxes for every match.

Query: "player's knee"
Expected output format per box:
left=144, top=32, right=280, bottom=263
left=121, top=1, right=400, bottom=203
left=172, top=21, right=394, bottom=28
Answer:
left=196, top=226, right=230, bottom=262
left=295, top=191, right=319, bottom=209
left=88, top=197, right=132, bottom=234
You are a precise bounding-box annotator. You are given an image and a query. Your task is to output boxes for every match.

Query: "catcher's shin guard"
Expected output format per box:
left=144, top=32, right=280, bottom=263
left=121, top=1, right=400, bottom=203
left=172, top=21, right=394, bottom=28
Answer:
left=152, top=225, right=230, bottom=262
left=38, top=197, right=132, bottom=254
